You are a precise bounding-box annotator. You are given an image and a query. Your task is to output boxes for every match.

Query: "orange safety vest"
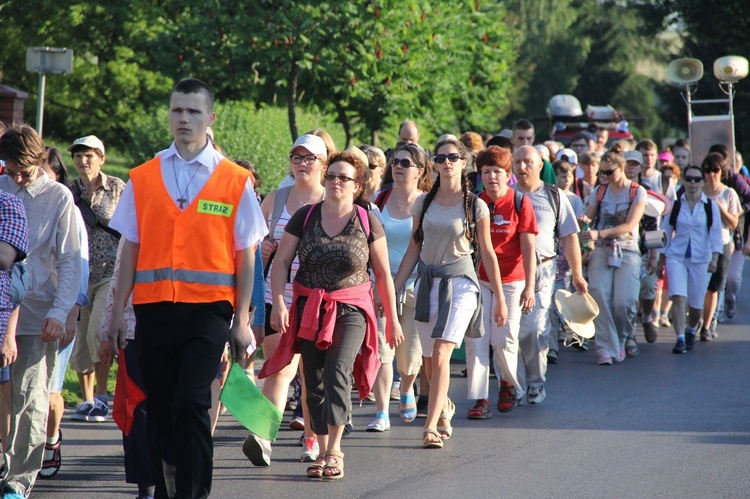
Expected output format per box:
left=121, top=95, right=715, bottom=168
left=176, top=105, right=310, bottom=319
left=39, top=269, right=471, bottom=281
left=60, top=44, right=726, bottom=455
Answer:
left=130, top=156, right=252, bottom=307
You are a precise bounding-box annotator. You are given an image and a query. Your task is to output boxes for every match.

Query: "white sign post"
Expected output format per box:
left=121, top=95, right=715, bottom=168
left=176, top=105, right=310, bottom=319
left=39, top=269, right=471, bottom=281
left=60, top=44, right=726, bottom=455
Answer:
left=25, top=47, right=74, bottom=138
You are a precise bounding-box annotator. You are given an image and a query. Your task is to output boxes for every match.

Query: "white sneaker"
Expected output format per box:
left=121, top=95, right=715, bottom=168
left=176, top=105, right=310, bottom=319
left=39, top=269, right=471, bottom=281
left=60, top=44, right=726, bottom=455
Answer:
left=243, top=434, right=271, bottom=466
left=527, top=385, right=546, bottom=405
left=300, top=436, right=319, bottom=462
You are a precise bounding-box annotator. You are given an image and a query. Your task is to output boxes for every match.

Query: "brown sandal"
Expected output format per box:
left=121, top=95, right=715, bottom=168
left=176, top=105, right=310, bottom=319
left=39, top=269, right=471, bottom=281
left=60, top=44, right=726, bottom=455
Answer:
left=322, top=450, right=345, bottom=480
left=306, top=456, right=326, bottom=479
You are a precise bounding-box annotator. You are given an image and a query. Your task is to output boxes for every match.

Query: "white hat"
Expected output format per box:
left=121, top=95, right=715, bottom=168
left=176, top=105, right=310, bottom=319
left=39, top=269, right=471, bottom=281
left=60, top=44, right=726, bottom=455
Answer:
left=289, top=134, right=327, bottom=160
left=623, top=150, right=643, bottom=165
left=555, top=148, right=578, bottom=165
left=497, top=129, right=513, bottom=139
left=554, top=289, right=599, bottom=340
left=68, top=135, right=105, bottom=157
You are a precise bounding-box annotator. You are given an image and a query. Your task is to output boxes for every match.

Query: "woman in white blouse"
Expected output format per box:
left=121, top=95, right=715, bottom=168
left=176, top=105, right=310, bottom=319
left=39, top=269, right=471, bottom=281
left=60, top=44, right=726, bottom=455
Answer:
left=658, top=165, right=723, bottom=354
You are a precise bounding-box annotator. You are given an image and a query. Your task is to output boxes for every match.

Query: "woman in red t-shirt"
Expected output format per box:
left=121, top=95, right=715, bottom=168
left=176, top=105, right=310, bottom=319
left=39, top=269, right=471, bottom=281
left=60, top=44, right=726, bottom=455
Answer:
left=464, top=146, right=538, bottom=418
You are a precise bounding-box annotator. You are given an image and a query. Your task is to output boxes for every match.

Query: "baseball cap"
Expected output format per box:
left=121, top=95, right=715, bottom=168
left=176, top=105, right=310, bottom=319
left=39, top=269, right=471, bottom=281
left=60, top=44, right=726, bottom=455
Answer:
left=623, top=150, right=643, bottom=165
left=658, top=151, right=674, bottom=163
left=68, top=135, right=105, bottom=157
left=289, top=134, right=327, bottom=160
left=534, top=144, right=551, bottom=162
left=555, top=148, right=578, bottom=165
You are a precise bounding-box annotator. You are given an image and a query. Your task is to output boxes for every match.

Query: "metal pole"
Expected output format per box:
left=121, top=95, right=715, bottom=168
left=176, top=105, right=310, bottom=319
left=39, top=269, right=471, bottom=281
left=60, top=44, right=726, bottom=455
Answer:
left=36, top=72, right=46, bottom=138
left=685, top=85, right=692, bottom=164
left=728, top=82, right=737, bottom=172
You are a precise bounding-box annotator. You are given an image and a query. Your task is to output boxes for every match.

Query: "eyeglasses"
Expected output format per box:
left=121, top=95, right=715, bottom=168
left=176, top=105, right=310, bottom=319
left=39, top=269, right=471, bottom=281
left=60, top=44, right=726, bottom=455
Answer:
left=703, top=167, right=721, bottom=174
left=392, top=158, right=417, bottom=169
left=289, top=154, right=319, bottom=165
left=324, top=173, right=356, bottom=183
left=4, top=167, right=37, bottom=179
left=684, top=175, right=703, bottom=183
left=434, top=153, right=462, bottom=164
left=598, top=168, right=617, bottom=176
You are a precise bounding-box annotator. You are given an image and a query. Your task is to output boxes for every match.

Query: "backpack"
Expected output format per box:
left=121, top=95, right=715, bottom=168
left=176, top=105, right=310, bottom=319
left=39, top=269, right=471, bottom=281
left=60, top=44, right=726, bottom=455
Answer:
left=485, top=190, right=525, bottom=217
left=374, top=188, right=392, bottom=211
left=594, top=182, right=640, bottom=228
left=669, top=198, right=713, bottom=231
left=572, top=178, right=586, bottom=202
left=543, top=183, right=561, bottom=243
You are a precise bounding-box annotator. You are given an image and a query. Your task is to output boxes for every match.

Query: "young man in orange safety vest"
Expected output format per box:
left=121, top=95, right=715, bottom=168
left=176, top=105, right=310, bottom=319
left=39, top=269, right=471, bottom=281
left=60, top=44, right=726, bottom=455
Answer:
left=107, top=78, right=267, bottom=498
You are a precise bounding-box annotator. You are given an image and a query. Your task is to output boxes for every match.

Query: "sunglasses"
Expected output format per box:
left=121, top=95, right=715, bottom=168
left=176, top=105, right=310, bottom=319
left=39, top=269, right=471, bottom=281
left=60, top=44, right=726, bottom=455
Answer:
left=392, top=158, right=417, bottom=169
left=599, top=168, right=617, bottom=176
left=289, top=154, right=319, bottom=165
left=703, top=167, right=721, bottom=174
left=4, top=168, right=36, bottom=179
left=324, top=173, right=356, bottom=183
left=684, top=175, right=703, bottom=183
left=434, top=153, right=463, bottom=164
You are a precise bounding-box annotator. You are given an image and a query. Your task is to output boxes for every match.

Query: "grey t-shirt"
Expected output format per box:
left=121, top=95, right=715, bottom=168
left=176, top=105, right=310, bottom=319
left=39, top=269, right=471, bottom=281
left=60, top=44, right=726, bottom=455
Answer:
left=515, top=184, right=580, bottom=260
left=587, top=181, right=647, bottom=253
left=412, top=194, right=489, bottom=266
left=641, top=170, right=677, bottom=201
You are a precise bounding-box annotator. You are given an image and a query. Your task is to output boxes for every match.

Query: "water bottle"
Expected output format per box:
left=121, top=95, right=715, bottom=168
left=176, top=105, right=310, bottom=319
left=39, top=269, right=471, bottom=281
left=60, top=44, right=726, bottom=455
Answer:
left=581, top=222, right=594, bottom=252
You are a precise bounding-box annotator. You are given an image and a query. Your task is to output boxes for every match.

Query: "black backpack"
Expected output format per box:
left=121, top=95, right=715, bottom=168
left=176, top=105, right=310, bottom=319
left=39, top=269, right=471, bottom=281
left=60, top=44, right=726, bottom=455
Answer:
left=669, top=198, right=713, bottom=230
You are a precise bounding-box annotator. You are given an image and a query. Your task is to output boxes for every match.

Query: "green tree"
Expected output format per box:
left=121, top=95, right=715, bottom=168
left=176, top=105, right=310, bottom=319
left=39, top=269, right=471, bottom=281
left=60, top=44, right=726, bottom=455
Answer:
left=0, top=1, right=173, bottom=149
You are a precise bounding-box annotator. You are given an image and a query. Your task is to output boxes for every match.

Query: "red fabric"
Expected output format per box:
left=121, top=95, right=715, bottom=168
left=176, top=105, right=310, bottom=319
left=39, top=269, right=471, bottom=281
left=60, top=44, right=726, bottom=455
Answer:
left=112, top=349, right=146, bottom=436
left=258, top=281, right=380, bottom=402
left=478, top=189, right=538, bottom=283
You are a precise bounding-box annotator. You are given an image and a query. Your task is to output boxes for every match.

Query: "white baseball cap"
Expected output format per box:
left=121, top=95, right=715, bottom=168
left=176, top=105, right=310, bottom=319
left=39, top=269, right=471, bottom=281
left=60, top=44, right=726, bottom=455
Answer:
left=555, top=148, right=578, bottom=165
left=289, top=134, right=327, bottom=160
left=68, top=135, right=105, bottom=157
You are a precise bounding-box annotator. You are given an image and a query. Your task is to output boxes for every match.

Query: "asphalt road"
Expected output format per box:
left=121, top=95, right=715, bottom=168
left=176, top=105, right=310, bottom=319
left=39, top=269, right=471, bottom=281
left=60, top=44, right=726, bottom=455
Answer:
left=33, top=265, right=750, bottom=498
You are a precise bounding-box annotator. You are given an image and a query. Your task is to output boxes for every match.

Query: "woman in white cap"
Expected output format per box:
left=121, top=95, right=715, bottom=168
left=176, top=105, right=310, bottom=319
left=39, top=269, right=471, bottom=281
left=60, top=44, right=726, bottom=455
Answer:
left=242, top=133, right=328, bottom=465
left=580, top=151, right=647, bottom=365
left=67, top=135, right=126, bottom=423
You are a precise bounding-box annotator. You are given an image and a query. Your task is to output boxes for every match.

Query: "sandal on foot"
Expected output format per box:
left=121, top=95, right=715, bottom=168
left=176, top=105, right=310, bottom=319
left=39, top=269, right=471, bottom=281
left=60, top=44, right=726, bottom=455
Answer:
left=423, top=428, right=444, bottom=449
left=366, top=411, right=391, bottom=432
left=437, top=398, right=455, bottom=440
left=322, top=450, right=345, bottom=480
left=625, top=338, right=639, bottom=357
left=399, top=391, right=417, bottom=423
left=306, top=457, right=326, bottom=479
left=497, top=381, right=517, bottom=413
left=39, top=429, right=62, bottom=479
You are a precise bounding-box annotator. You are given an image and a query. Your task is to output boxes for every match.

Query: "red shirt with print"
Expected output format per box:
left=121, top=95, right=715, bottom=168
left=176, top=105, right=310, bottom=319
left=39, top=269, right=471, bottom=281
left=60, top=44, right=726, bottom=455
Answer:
left=478, top=189, right=538, bottom=283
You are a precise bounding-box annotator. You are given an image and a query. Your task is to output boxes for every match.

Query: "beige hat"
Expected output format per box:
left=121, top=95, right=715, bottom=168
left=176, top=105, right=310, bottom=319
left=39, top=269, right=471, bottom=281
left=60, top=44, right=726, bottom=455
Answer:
left=68, top=135, right=105, bottom=157
left=343, top=146, right=369, bottom=169
left=554, top=289, right=599, bottom=339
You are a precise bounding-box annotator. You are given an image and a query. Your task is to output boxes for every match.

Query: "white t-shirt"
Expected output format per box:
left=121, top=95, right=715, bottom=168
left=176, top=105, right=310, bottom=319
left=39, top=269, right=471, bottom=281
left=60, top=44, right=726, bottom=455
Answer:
left=515, top=183, right=580, bottom=260
left=641, top=169, right=677, bottom=201
left=706, top=186, right=741, bottom=245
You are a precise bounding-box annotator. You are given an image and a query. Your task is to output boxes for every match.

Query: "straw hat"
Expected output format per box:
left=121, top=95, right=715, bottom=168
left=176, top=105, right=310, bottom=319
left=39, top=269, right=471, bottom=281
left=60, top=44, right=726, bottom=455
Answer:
left=554, top=289, right=599, bottom=339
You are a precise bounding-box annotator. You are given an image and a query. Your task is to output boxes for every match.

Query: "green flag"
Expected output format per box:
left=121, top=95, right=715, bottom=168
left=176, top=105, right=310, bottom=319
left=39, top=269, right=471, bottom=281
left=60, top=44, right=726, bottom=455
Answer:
left=219, top=362, right=283, bottom=441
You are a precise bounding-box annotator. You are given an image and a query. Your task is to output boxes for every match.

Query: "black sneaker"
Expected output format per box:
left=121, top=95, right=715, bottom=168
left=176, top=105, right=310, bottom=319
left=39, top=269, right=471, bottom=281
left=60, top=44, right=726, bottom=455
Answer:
left=672, top=338, right=687, bottom=354
left=547, top=350, right=558, bottom=364
left=416, top=395, right=429, bottom=418
left=686, top=330, right=696, bottom=350
left=725, top=299, right=736, bottom=319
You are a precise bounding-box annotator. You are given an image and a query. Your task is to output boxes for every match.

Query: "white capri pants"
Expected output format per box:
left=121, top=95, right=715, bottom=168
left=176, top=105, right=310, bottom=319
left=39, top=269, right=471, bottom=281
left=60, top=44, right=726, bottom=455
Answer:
left=465, top=280, right=524, bottom=399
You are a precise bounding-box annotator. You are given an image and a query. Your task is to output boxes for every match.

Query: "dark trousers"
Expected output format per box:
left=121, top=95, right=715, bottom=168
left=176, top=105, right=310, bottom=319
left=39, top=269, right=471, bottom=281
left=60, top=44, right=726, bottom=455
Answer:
left=299, top=302, right=366, bottom=435
left=134, top=301, right=231, bottom=499
left=121, top=339, right=154, bottom=487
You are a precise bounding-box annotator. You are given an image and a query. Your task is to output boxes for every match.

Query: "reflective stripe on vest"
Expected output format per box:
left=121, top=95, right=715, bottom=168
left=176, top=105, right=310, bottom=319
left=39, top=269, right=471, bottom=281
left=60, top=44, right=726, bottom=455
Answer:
left=134, top=268, right=236, bottom=287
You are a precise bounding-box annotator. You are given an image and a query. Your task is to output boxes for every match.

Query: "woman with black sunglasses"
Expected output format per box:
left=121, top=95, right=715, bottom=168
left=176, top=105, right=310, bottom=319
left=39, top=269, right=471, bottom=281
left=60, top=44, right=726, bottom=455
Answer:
left=580, top=151, right=647, bottom=365
left=658, top=165, right=723, bottom=353
left=699, top=153, right=741, bottom=341
left=394, top=139, right=506, bottom=448
left=367, top=143, right=432, bottom=432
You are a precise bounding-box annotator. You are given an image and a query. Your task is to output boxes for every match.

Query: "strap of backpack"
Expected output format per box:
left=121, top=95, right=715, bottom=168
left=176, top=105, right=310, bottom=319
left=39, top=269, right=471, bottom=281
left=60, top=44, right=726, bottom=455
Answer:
left=544, top=183, right=560, bottom=239
left=514, top=190, right=524, bottom=215
left=374, top=188, right=392, bottom=212
left=267, top=186, right=293, bottom=242
left=704, top=198, right=713, bottom=229
left=669, top=199, right=682, bottom=229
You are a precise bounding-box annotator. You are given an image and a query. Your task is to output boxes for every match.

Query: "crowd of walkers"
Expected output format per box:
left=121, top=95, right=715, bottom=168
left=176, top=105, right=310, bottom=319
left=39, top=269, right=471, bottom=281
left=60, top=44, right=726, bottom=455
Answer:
left=0, top=78, right=747, bottom=498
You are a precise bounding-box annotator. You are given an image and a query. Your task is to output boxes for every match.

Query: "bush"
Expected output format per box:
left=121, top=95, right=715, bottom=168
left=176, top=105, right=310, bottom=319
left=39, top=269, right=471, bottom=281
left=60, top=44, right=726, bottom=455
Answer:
left=127, top=102, right=346, bottom=194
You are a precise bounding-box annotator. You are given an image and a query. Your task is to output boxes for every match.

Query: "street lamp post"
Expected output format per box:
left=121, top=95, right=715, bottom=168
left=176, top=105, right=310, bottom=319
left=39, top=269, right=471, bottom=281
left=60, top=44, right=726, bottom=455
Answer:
left=25, top=47, right=74, bottom=138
